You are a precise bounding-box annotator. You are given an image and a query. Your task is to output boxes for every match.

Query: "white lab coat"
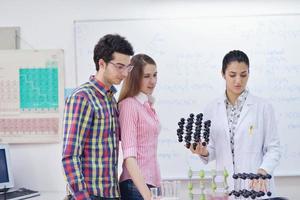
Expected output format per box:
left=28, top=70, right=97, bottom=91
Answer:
left=200, top=93, right=281, bottom=197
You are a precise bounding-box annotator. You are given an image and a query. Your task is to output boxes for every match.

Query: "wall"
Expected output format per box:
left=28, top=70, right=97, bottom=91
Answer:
left=74, top=16, right=300, bottom=179
left=0, top=0, right=299, bottom=199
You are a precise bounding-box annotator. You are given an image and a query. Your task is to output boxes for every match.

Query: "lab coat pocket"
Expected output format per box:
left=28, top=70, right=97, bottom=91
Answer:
left=244, top=124, right=261, bottom=153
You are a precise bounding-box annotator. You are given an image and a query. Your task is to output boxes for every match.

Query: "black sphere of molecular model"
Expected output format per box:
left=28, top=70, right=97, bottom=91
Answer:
left=177, top=113, right=211, bottom=150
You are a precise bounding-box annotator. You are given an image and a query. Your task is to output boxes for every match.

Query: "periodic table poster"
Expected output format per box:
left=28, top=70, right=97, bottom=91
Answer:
left=0, top=49, right=64, bottom=143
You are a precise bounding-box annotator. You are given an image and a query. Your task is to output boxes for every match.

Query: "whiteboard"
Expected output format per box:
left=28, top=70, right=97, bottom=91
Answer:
left=74, top=16, right=300, bottom=178
left=0, top=49, right=65, bottom=143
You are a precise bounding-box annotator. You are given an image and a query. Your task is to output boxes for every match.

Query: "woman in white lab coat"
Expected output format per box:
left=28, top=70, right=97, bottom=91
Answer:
left=191, top=50, right=281, bottom=197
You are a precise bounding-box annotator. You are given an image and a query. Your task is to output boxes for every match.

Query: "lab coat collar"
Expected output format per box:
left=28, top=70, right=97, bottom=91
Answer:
left=222, top=89, right=248, bottom=105
left=217, top=90, right=254, bottom=105
left=235, top=93, right=256, bottom=129
left=216, top=91, right=257, bottom=140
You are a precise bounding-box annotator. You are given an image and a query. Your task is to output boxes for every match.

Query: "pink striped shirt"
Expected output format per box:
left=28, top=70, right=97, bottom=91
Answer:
left=119, top=92, right=161, bottom=186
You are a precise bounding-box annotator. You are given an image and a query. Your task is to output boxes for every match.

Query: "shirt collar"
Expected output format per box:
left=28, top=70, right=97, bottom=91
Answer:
left=89, top=75, right=117, bottom=96
left=135, top=92, right=155, bottom=105
left=224, top=89, right=249, bottom=106
left=96, top=78, right=110, bottom=91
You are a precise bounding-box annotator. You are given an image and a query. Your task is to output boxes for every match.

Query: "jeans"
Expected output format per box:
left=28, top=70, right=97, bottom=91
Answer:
left=66, top=194, right=120, bottom=200
left=119, top=179, right=155, bottom=200
left=91, top=197, right=120, bottom=200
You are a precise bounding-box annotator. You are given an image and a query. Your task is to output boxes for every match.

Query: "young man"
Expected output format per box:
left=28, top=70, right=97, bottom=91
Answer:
left=62, top=34, right=134, bottom=200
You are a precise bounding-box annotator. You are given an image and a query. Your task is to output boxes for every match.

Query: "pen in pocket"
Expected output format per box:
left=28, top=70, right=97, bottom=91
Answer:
left=249, top=125, right=254, bottom=135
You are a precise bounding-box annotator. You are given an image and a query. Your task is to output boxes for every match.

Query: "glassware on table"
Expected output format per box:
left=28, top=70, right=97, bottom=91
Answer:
left=150, top=187, right=158, bottom=200
left=160, top=180, right=181, bottom=200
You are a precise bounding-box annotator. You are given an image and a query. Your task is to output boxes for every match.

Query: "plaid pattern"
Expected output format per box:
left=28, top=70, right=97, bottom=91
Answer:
left=225, top=89, right=248, bottom=171
left=62, top=76, right=120, bottom=199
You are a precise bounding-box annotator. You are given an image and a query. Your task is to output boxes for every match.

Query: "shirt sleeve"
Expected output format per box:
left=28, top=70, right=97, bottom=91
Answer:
left=119, top=99, right=138, bottom=159
left=199, top=102, right=216, bottom=163
left=199, top=140, right=216, bottom=163
left=260, top=103, right=281, bottom=174
left=62, top=95, right=93, bottom=199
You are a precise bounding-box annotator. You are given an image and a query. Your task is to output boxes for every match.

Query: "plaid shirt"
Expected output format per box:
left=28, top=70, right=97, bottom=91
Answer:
left=62, top=76, right=120, bottom=199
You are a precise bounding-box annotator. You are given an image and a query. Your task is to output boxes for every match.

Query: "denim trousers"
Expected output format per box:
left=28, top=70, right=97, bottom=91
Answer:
left=66, top=194, right=120, bottom=200
left=119, top=179, right=155, bottom=200
left=91, top=196, right=120, bottom=200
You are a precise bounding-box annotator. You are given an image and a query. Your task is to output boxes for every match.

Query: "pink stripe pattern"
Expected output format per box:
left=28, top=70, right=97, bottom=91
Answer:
left=119, top=93, right=161, bottom=187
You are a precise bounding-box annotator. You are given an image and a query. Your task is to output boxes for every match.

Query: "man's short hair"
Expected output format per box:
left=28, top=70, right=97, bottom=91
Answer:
left=93, top=34, right=134, bottom=71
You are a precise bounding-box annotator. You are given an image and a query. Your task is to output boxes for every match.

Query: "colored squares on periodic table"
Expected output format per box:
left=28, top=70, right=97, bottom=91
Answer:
left=19, top=68, right=58, bottom=110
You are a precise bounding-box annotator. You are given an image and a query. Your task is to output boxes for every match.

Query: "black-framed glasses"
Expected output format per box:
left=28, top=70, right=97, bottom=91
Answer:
left=109, top=61, right=134, bottom=72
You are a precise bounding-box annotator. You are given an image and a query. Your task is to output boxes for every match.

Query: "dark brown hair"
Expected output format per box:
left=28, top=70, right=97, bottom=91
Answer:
left=222, top=50, right=249, bottom=75
left=93, top=34, right=134, bottom=71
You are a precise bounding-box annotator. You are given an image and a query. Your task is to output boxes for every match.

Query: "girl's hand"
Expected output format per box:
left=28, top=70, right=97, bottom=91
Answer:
left=189, top=143, right=209, bottom=157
